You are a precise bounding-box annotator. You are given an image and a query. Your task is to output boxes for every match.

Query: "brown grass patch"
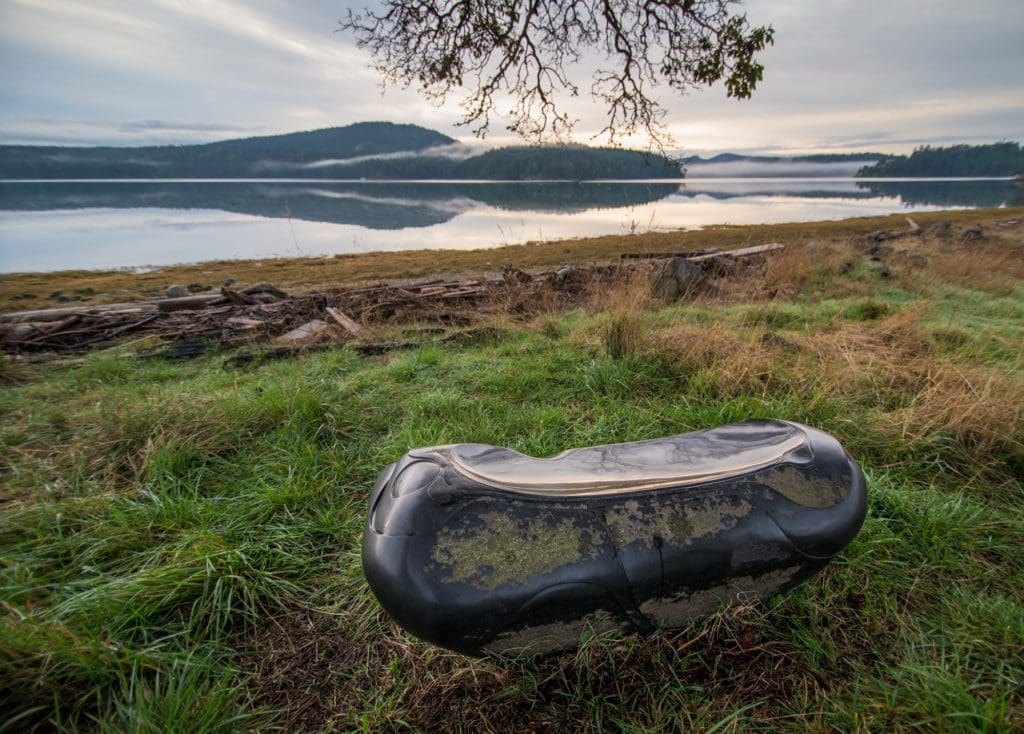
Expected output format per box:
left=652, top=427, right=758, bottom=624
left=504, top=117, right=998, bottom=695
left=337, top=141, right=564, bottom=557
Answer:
left=645, top=324, right=781, bottom=398
left=757, top=240, right=859, bottom=300
left=926, top=234, right=1024, bottom=296
left=641, top=307, right=1022, bottom=470
left=587, top=263, right=657, bottom=314
left=797, top=312, right=1023, bottom=461
left=587, top=264, right=658, bottom=359
left=889, top=362, right=1023, bottom=456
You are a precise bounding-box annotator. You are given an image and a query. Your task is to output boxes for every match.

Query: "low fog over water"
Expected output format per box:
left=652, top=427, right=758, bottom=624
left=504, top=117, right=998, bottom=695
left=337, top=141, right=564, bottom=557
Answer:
left=685, top=160, right=876, bottom=178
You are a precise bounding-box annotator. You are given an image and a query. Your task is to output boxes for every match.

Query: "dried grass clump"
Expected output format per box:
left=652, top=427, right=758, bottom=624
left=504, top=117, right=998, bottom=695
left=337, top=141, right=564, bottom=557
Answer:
left=649, top=304, right=1021, bottom=464
left=589, top=264, right=657, bottom=314
left=796, top=313, right=1023, bottom=461
left=872, top=305, right=937, bottom=354
left=606, top=310, right=644, bottom=360
left=890, top=362, right=1024, bottom=457
left=703, top=239, right=862, bottom=304
left=927, top=238, right=1024, bottom=296
left=647, top=324, right=780, bottom=398
left=759, top=240, right=857, bottom=298
left=590, top=266, right=659, bottom=360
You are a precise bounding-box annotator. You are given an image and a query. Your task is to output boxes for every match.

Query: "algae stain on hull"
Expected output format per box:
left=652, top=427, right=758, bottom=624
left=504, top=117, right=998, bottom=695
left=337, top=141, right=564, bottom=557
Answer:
left=639, top=566, right=800, bottom=627
left=482, top=611, right=618, bottom=656
left=763, top=466, right=847, bottom=508
left=431, top=511, right=601, bottom=590
left=605, top=493, right=753, bottom=549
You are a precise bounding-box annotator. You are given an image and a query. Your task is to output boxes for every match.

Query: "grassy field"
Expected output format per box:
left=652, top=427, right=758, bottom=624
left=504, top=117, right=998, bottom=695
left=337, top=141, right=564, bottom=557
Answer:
left=2, top=211, right=1023, bottom=731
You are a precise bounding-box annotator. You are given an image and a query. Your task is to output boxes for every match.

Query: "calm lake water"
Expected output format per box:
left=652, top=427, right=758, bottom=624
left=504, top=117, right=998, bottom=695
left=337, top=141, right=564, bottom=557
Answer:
left=0, top=178, right=1019, bottom=272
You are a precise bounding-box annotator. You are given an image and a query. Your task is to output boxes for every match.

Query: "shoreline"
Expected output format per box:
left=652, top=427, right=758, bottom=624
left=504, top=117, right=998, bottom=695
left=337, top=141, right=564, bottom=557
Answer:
left=2, top=206, right=1022, bottom=313
left=2, top=175, right=1014, bottom=183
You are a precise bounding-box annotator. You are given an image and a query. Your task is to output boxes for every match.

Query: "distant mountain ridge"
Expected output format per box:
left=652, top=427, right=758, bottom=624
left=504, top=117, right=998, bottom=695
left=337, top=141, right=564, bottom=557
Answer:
left=0, top=122, right=681, bottom=181
left=686, top=143, right=1023, bottom=178
left=187, top=122, right=455, bottom=159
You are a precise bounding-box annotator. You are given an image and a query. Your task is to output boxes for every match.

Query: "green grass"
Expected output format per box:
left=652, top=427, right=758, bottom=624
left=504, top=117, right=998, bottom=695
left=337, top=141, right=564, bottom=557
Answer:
left=3, top=227, right=1024, bottom=731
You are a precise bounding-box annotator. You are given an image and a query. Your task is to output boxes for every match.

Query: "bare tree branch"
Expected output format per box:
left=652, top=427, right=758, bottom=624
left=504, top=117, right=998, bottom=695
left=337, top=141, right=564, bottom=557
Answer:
left=340, top=1, right=773, bottom=152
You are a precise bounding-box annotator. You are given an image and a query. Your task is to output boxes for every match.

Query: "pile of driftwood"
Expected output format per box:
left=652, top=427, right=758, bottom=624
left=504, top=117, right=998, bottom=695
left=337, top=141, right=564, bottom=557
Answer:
left=1, top=244, right=783, bottom=359
left=1, top=271, right=588, bottom=357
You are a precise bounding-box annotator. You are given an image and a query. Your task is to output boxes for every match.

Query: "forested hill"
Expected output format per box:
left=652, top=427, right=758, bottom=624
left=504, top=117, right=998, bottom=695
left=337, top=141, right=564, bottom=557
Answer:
left=856, top=142, right=1024, bottom=177
left=0, top=122, right=455, bottom=179
left=453, top=146, right=681, bottom=179
left=0, top=122, right=682, bottom=180
left=176, top=122, right=455, bottom=160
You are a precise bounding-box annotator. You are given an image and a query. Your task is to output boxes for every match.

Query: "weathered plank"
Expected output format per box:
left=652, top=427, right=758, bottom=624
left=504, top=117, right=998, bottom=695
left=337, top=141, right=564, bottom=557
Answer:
left=325, top=307, right=363, bottom=336
left=0, top=303, right=154, bottom=324
left=156, top=294, right=226, bottom=313
left=684, top=243, right=785, bottom=261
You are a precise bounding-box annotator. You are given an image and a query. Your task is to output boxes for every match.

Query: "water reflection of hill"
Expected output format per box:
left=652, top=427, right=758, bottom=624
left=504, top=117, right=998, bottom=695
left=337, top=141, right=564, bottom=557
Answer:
left=0, top=181, right=682, bottom=229
left=678, top=180, right=875, bottom=200
left=854, top=180, right=1024, bottom=208
left=0, top=179, right=1018, bottom=231
left=679, top=179, right=1022, bottom=207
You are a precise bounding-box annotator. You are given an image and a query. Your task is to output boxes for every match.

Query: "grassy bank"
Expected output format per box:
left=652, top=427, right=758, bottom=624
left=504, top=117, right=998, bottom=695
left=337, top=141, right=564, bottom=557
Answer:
left=2, top=212, right=1023, bottom=731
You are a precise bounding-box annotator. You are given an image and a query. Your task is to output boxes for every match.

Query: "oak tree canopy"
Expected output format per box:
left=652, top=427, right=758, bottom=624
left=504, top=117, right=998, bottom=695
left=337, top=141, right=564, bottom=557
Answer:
left=341, top=1, right=773, bottom=150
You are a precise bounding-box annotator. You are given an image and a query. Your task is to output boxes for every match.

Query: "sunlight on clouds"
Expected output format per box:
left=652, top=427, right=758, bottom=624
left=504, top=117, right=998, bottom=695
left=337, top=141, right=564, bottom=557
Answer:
left=656, top=93, right=1024, bottom=155
left=3, top=0, right=166, bottom=67
left=8, top=0, right=159, bottom=35
left=144, top=0, right=363, bottom=66
left=1, top=0, right=1021, bottom=150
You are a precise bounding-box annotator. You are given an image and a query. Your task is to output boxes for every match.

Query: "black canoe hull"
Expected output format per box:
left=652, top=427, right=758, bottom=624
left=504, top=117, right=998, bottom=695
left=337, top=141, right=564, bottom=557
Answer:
left=362, top=420, right=867, bottom=656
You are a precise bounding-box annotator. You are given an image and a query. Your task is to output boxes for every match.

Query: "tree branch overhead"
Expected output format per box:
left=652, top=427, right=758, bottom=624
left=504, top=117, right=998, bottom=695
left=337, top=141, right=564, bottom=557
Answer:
left=341, top=0, right=773, bottom=151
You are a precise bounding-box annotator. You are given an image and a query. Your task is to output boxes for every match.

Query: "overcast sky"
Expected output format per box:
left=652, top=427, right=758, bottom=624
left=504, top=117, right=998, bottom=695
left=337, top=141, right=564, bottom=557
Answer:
left=1, top=0, right=1021, bottom=155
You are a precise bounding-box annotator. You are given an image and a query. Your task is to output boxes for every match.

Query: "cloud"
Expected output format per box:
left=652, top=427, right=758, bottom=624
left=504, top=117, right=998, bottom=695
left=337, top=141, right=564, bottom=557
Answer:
left=0, top=0, right=1022, bottom=152
left=0, top=119, right=271, bottom=147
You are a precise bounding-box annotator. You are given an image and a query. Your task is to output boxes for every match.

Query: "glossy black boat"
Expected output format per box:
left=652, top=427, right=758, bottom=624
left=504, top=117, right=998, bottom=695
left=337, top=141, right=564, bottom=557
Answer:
left=362, top=419, right=866, bottom=656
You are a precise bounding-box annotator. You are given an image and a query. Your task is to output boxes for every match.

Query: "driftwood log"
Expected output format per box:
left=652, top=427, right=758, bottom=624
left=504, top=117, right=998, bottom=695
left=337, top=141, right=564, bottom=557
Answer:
left=2, top=243, right=784, bottom=357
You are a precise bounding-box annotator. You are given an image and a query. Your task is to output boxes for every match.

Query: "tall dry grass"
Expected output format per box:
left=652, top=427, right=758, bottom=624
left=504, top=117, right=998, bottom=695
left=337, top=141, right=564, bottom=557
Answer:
left=569, top=223, right=1023, bottom=476
left=644, top=324, right=780, bottom=398
left=925, top=237, right=1024, bottom=296
left=757, top=240, right=858, bottom=300
left=588, top=264, right=658, bottom=359
left=643, top=306, right=1023, bottom=469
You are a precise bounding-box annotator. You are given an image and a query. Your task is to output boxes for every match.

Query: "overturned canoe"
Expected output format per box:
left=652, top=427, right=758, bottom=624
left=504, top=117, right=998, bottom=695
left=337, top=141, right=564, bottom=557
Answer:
left=362, top=419, right=866, bottom=656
